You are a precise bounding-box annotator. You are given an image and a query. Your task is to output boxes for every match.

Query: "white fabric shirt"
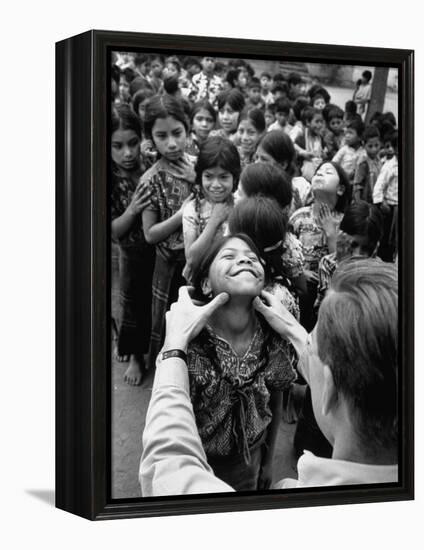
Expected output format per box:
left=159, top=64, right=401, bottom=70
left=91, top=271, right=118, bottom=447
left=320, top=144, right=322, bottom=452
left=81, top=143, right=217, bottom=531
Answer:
left=274, top=451, right=398, bottom=489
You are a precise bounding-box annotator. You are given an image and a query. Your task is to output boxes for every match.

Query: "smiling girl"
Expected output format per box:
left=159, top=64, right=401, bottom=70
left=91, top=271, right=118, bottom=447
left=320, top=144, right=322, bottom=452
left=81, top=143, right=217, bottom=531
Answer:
left=187, top=234, right=297, bottom=490
left=210, top=88, right=245, bottom=140
left=183, top=137, right=241, bottom=281
left=185, top=100, right=217, bottom=157
left=236, top=108, right=266, bottom=169
left=141, top=95, right=196, bottom=368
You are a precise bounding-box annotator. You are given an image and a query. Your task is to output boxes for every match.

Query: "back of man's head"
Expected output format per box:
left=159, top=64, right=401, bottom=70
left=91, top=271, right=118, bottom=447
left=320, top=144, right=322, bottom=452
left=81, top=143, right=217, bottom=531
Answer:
left=316, top=258, right=398, bottom=455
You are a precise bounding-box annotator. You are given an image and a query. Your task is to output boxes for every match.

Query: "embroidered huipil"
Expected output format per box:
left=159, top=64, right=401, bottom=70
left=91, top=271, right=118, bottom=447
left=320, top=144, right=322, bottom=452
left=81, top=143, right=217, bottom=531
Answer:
left=187, top=321, right=296, bottom=460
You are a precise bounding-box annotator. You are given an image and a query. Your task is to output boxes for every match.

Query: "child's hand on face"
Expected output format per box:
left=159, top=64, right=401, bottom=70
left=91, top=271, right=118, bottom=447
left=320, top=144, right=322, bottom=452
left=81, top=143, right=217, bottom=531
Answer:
left=173, top=157, right=196, bottom=183
left=210, top=202, right=231, bottom=225
left=128, top=182, right=151, bottom=216
left=140, top=139, right=158, bottom=162
left=317, top=202, right=338, bottom=238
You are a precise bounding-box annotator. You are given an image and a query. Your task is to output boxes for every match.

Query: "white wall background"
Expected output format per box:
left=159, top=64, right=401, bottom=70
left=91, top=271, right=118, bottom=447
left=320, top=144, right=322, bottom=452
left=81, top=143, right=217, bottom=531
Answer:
left=0, top=1, right=421, bottom=548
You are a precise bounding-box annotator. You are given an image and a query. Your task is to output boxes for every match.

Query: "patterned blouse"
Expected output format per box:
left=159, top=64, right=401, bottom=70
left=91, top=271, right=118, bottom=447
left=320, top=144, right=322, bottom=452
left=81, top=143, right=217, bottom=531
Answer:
left=289, top=206, right=343, bottom=273
left=190, top=72, right=224, bottom=105
left=111, top=165, right=146, bottom=248
left=187, top=319, right=297, bottom=460
left=141, top=155, right=194, bottom=259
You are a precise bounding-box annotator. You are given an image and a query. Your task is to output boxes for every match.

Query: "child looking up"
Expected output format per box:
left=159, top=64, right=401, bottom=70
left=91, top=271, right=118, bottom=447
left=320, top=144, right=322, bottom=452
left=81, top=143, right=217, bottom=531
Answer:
left=185, top=100, right=217, bottom=157
left=353, top=125, right=382, bottom=202
left=236, top=108, right=266, bottom=168
left=110, top=104, right=155, bottom=385
left=268, top=98, right=292, bottom=134
left=333, top=118, right=365, bottom=182
left=141, top=95, right=196, bottom=368
left=294, top=107, right=326, bottom=181
left=183, top=137, right=241, bottom=280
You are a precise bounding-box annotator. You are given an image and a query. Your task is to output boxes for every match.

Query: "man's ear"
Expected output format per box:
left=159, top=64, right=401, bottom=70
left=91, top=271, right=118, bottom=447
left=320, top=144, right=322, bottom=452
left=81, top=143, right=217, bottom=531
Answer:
left=322, top=365, right=338, bottom=417
left=201, top=277, right=212, bottom=297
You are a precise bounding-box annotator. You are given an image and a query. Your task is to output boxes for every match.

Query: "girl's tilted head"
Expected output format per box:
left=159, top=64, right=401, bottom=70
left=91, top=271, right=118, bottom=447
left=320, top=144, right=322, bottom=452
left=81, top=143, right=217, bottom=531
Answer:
left=195, top=137, right=241, bottom=202
left=192, top=234, right=265, bottom=302
left=236, top=162, right=293, bottom=210
left=237, top=109, right=266, bottom=155
left=256, top=130, right=297, bottom=176
left=111, top=104, right=142, bottom=171
left=143, top=95, right=189, bottom=162
left=311, top=161, right=351, bottom=212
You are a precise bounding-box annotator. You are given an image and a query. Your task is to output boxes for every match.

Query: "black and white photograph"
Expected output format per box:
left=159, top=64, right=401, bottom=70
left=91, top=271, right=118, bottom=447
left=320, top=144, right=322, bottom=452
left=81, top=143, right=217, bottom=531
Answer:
left=109, top=50, right=401, bottom=499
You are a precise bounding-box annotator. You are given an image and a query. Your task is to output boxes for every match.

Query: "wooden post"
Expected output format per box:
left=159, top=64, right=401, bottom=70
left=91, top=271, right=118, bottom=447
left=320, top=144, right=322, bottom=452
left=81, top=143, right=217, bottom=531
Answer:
left=365, top=67, right=389, bottom=124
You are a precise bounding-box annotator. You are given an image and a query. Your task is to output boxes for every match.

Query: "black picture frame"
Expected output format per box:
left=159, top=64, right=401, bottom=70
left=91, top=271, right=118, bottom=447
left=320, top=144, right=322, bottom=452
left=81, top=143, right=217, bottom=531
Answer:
left=56, top=29, right=414, bottom=521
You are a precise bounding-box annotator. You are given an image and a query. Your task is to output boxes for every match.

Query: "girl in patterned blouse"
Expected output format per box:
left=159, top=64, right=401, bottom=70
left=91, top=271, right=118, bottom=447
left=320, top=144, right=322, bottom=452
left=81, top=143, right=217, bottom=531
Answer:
left=141, top=95, right=196, bottom=369
left=110, top=104, right=155, bottom=385
left=188, top=234, right=297, bottom=491
left=185, top=100, right=216, bottom=158
left=183, top=136, right=241, bottom=282
left=236, top=108, right=266, bottom=169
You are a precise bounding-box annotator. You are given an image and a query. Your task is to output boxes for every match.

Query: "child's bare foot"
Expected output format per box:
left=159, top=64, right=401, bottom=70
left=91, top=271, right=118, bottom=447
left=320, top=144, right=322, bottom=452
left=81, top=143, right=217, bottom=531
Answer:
left=114, top=346, right=130, bottom=362
left=124, top=355, right=144, bottom=386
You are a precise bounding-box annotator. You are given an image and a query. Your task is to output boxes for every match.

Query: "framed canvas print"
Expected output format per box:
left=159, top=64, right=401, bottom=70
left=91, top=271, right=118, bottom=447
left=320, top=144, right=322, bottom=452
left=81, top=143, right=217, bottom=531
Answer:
left=56, top=30, right=414, bottom=520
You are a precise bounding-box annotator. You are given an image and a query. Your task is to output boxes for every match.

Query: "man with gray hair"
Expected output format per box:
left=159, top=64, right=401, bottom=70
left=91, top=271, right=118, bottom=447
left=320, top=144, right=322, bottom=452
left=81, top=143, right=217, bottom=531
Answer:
left=140, top=257, right=398, bottom=495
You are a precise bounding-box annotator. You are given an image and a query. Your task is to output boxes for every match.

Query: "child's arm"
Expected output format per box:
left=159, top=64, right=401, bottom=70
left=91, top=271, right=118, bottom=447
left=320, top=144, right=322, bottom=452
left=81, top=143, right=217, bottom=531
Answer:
left=258, top=390, right=283, bottom=490
left=143, top=199, right=191, bottom=245
left=111, top=182, right=151, bottom=240
left=185, top=203, right=230, bottom=273
left=332, top=146, right=344, bottom=164
left=372, top=164, right=389, bottom=205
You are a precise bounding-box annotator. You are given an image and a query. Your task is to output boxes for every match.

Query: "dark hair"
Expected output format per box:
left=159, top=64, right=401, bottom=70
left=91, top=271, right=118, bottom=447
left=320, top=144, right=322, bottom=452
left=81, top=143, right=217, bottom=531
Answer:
left=217, top=88, right=245, bottom=112
left=315, top=161, right=352, bottom=213
left=143, top=95, right=188, bottom=140
left=317, top=258, right=397, bottom=452
left=134, top=53, right=150, bottom=66
left=292, top=96, right=310, bottom=121
left=191, top=233, right=264, bottom=301
left=362, top=125, right=381, bottom=143
left=229, top=196, right=287, bottom=280
left=190, top=99, right=217, bottom=124
left=240, top=162, right=293, bottom=209
left=345, top=100, right=357, bottom=114
left=288, top=72, right=302, bottom=86
left=272, top=82, right=289, bottom=96
left=260, top=71, right=271, bottom=80
left=195, top=136, right=241, bottom=190
left=248, top=76, right=261, bottom=89
left=226, top=68, right=244, bottom=88
left=111, top=103, right=142, bottom=139
left=362, top=70, right=372, bottom=82
left=163, top=75, right=180, bottom=95
left=238, top=108, right=266, bottom=134
left=111, top=64, right=121, bottom=87
left=382, top=111, right=397, bottom=128
left=120, top=67, right=136, bottom=84
left=165, top=56, right=181, bottom=73
left=346, top=118, right=365, bottom=138
left=129, top=76, right=153, bottom=97
left=258, top=130, right=297, bottom=177
left=302, top=107, right=322, bottom=125
left=308, top=84, right=331, bottom=104
left=325, top=105, right=344, bottom=123
left=340, top=201, right=383, bottom=255
left=383, top=130, right=398, bottom=150
left=274, top=97, right=291, bottom=115
left=265, top=103, right=277, bottom=115
left=184, top=56, right=201, bottom=71
left=132, top=88, right=155, bottom=116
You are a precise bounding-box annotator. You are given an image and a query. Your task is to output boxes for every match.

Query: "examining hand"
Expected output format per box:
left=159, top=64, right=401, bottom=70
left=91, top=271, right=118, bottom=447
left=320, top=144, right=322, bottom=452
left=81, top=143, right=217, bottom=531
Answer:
left=253, top=290, right=307, bottom=357
left=127, top=182, right=151, bottom=216
left=317, top=202, right=338, bottom=238
left=163, top=286, right=229, bottom=352
left=210, top=202, right=231, bottom=225
left=173, top=157, right=196, bottom=183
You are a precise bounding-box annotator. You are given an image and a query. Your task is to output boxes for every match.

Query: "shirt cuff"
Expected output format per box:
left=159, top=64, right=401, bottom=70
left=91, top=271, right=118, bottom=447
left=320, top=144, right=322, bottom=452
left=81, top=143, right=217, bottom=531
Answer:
left=153, top=356, right=190, bottom=394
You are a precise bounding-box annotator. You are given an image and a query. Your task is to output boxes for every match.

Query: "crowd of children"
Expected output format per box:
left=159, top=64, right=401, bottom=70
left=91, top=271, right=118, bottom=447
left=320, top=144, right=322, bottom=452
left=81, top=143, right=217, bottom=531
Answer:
left=111, top=52, right=399, bottom=486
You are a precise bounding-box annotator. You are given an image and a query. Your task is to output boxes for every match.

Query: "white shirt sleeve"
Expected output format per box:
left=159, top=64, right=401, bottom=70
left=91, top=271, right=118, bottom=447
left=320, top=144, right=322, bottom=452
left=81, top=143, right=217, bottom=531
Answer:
left=372, top=163, right=389, bottom=204
left=139, top=357, right=234, bottom=496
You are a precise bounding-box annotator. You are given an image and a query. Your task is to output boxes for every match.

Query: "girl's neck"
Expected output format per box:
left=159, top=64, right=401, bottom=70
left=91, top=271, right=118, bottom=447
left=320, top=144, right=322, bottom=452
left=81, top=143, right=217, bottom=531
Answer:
left=209, top=298, right=257, bottom=345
